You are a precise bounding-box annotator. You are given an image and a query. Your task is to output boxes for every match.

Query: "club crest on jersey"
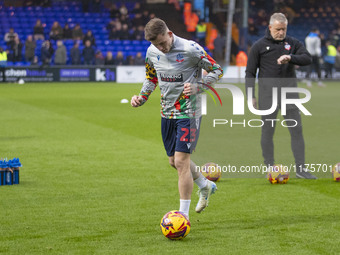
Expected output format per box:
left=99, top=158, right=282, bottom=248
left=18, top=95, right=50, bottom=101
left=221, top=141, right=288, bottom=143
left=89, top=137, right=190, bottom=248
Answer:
left=157, top=55, right=160, bottom=61
left=284, top=43, right=291, bottom=50
left=176, top=54, right=184, bottom=63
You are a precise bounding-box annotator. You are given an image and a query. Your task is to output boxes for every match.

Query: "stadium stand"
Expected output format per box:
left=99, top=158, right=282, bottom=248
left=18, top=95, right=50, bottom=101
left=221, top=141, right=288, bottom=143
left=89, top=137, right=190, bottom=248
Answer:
left=248, top=0, right=340, bottom=45
left=1, top=0, right=339, bottom=70
left=0, top=0, right=157, bottom=66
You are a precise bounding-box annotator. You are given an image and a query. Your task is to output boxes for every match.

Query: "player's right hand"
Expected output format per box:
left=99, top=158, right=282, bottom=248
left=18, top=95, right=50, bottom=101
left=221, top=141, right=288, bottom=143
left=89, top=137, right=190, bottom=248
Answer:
left=131, top=95, right=143, bottom=107
left=184, top=83, right=198, bottom=96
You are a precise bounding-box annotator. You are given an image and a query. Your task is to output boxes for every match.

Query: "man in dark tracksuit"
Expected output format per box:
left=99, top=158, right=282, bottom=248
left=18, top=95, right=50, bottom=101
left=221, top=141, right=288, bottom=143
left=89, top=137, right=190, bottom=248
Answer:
left=245, top=13, right=316, bottom=179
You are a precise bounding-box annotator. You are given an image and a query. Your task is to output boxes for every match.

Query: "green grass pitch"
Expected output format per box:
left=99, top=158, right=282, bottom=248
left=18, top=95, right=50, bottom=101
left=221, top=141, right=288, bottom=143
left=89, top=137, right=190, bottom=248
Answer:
left=0, top=81, right=339, bottom=254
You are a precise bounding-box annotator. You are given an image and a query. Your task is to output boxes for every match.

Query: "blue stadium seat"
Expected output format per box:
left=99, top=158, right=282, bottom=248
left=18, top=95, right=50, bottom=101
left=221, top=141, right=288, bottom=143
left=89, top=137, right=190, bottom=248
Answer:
left=131, top=40, right=141, bottom=45
left=115, top=46, right=124, bottom=51
left=134, top=46, right=144, bottom=52
left=142, top=40, right=150, bottom=46
left=64, top=40, right=74, bottom=46
left=75, top=18, right=85, bottom=23
left=122, top=40, right=132, bottom=45
left=109, top=40, right=120, bottom=45
left=17, top=12, right=26, bottom=17
left=124, top=45, right=134, bottom=51
left=126, top=51, right=137, bottom=56
left=14, top=62, right=25, bottom=66
left=97, top=46, right=106, bottom=52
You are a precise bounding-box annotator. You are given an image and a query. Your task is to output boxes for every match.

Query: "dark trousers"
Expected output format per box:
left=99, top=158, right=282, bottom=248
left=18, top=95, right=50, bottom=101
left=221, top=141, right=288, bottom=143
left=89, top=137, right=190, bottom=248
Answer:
left=0, top=66, right=5, bottom=82
left=306, top=55, right=321, bottom=79
left=261, top=108, right=304, bottom=170
left=324, top=62, right=334, bottom=78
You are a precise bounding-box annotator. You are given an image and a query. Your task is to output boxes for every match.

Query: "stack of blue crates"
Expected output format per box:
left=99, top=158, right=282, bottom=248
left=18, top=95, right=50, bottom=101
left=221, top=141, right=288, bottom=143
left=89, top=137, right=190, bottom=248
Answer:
left=0, top=158, right=21, bottom=186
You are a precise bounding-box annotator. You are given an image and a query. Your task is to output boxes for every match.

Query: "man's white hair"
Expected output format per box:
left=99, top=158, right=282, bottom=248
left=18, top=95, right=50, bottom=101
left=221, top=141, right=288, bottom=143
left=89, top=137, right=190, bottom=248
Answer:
left=269, top=13, right=288, bottom=25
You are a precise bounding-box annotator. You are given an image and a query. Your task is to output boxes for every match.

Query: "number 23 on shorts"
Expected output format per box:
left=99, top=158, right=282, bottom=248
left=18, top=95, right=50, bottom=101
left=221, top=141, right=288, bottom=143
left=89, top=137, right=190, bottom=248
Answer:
left=180, top=128, right=196, bottom=142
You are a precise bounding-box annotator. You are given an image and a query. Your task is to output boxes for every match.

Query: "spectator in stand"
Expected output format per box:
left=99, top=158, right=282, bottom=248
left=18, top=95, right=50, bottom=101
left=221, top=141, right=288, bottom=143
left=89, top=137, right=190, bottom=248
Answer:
left=106, top=19, right=116, bottom=32
left=82, top=40, right=95, bottom=65
left=328, top=29, right=339, bottom=47
left=54, top=40, right=67, bottom=65
left=63, top=23, right=73, bottom=39
left=72, top=24, right=84, bottom=41
left=41, top=40, right=54, bottom=66
left=33, top=19, right=45, bottom=41
left=83, top=30, right=96, bottom=47
left=112, top=22, right=122, bottom=39
left=109, top=27, right=119, bottom=40
left=109, top=3, right=120, bottom=19
left=134, top=52, right=144, bottom=65
left=115, top=20, right=122, bottom=31
left=126, top=55, right=135, bottom=65
left=95, top=50, right=105, bottom=65
left=107, top=19, right=124, bottom=40
left=24, top=35, right=36, bottom=62
left=31, top=55, right=39, bottom=66
left=142, top=10, right=150, bottom=26
left=104, top=51, right=115, bottom=65
left=131, top=2, right=142, bottom=14
left=4, top=28, right=18, bottom=48
left=49, top=21, right=63, bottom=40
left=9, top=37, right=23, bottom=63
left=131, top=25, right=145, bottom=41
left=213, top=32, right=226, bottom=65
left=149, top=13, right=156, bottom=20
left=70, top=41, right=81, bottom=65
left=132, top=13, right=144, bottom=28
left=115, top=51, right=126, bottom=65
left=248, top=17, right=259, bottom=35
left=119, top=14, right=130, bottom=28
left=256, top=9, right=269, bottom=26
left=119, top=3, right=128, bottom=16
left=120, top=24, right=131, bottom=40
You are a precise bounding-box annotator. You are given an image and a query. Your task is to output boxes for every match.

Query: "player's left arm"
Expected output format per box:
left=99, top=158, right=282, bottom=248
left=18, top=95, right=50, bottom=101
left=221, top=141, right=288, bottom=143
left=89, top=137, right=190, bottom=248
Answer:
left=184, top=43, right=223, bottom=95
left=287, top=40, right=312, bottom=66
left=198, top=52, right=223, bottom=86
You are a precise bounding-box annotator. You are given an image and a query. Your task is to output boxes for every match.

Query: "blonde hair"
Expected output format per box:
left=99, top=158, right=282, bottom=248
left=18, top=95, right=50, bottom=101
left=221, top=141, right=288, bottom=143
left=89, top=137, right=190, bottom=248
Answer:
left=144, top=18, right=169, bottom=41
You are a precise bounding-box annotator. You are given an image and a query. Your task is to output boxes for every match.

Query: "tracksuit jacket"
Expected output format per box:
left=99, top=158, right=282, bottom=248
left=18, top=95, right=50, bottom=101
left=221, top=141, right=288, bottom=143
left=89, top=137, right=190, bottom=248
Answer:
left=245, top=28, right=312, bottom=111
